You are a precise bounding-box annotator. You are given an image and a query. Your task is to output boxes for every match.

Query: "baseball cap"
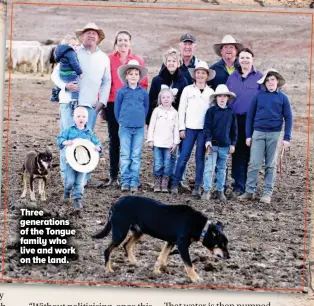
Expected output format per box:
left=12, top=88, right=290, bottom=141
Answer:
left=180, top=33, right=196, bottom=43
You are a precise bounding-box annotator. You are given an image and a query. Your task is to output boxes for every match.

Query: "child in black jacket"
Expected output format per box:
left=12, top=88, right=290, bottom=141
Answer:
left=202, top=84, right=238, bottom=202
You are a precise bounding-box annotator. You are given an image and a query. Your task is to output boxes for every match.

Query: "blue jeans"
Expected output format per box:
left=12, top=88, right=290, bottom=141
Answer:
left=203, top=146, right=229, bottom=192
left=153, top=147, right=172, bottom=177
left=170, top=144, right=187, bottom=181
left=64, top=164, right=86, bottom=199
left=172, top=128, right=205, bottom=187
left=119, top=126, right=144, bottom=187
left=60, top=72, right=79, bottom=100
left=59, top=103, right=97, bottom=180
left=245, top=130, right=281, bottom=196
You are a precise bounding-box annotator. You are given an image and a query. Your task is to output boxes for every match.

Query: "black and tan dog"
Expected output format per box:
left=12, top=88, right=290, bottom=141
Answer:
left=92, top=195, right=230, bottom=282
left=20, top=148, right=53, bottom=202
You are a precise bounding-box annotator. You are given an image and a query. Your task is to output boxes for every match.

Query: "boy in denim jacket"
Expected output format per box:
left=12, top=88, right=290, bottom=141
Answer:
left=114, top=59, right=149, bottom=192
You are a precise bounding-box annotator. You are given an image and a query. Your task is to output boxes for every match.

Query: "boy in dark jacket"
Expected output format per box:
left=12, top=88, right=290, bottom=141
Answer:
left=202, top=84, right=238, bottom=202
left=51, top=35, right=82, bottom=102
left=238, top=69, right=293, bottom=204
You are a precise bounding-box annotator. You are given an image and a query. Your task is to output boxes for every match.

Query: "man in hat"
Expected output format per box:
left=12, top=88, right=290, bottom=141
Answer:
left=51, top=22, right=111, bottom=188
left=238, top=68, right=292, bottom=204
left=209, top=35, right=244, bottom=90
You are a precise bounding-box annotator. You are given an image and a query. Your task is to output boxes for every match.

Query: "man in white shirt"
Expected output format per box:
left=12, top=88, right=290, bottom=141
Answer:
left=51, top=23, right=111, bottom=188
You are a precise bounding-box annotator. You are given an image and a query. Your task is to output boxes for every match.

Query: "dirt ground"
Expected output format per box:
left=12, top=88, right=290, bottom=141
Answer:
left=0, top=0, right=313, bottom=296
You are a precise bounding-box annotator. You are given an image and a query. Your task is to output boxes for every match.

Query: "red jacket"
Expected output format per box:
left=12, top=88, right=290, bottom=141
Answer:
left=108, top=50, right=148, bottom=103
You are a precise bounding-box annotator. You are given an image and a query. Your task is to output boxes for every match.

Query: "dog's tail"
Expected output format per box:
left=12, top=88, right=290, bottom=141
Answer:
left=91, top=209, right=113, bottom=239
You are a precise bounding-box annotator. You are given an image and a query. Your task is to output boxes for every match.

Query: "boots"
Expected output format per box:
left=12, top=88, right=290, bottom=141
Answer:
left=217, top=191, right=227, bottom=203
left=154, top=176, right=162, bottom=192
left=192, top=185, right=201, bottom=197
left=161, top=177, right=169, bottom=193
left=201, top=191, right=211, bottom=201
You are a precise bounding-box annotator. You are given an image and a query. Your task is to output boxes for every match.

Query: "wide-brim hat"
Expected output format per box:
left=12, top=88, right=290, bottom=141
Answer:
left=213, top=35, right=244, bottom=57
left=117, top=59, right=148, bottom=84
left=65, top=138, right=100, bottom=173
left=75, top=22, right=105, bottom=45
left=210, top=84, right=236, bottom=103
left=257, top=68, right=285, bottom=87
left=188, top=60, right=216, bottom=82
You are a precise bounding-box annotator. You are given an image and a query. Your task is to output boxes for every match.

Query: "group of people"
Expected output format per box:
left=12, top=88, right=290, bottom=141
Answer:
left=51, top=22, right=293, bottom=211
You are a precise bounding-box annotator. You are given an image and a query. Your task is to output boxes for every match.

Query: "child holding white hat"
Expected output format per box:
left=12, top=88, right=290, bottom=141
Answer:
left=114, top=59, right=149, bottom=192
left=57, top=106, right=103, bottom=211
left=170, top=60, right=216, bottom=197
left=202, top=84, right=238, bottom=202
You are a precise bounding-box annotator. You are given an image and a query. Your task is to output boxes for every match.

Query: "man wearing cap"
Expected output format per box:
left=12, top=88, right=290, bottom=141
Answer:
left=51, top=22, right=111, bottom=188
left=159, top=34, right=201, bottom=85
left=178, top=33, right=202, bottom=84
left=209, top=35, right=244, bottom=90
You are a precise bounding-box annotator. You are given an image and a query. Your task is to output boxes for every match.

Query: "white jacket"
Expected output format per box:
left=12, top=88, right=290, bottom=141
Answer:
left=147, top=106, right=180, bottom=148
left=178, top=84, right=214, bottom=130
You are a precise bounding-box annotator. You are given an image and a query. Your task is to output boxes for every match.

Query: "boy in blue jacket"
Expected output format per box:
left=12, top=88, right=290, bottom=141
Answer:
left=202, top=84, right=238, bottom=202
left=51, top=35, right=82, bottom=102
left=114, top=59, right=149, bottom=192
left=239, top=68, right=293, bottom=204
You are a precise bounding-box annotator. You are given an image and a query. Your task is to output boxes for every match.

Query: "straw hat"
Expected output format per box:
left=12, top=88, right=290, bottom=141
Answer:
left=117, top=59, right=148, bottom=84
left=213, top=35, right=244, bottom=57
left=210, top=84, right=236, bottom=103
left=188, top=60, right=216, bottom=82
left=65, top=138, right=100, bottom=173
left=257, top=68, right=285, bottom=87
left=75, top=22, right=105, bottom=45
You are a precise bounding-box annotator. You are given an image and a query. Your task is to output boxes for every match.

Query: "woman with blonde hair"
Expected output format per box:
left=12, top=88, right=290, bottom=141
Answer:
left=146, top=47, right=188, bottom=125
left=102, top=30, right=148, bottom=187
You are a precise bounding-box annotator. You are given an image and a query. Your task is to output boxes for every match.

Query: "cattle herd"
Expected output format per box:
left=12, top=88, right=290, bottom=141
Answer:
left=5, top=40, right=57, bottom=76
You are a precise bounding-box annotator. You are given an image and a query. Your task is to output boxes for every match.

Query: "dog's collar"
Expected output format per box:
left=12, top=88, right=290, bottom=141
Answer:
left=199, top=220, right=212, bottom=243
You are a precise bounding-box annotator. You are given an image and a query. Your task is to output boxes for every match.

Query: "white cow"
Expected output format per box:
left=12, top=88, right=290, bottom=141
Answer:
left=8, top=44, right=44, bottom=76
left=6, top=40, right=44, bottom=75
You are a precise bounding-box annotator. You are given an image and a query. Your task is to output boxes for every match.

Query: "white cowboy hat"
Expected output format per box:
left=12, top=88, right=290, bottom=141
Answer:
left=117, top=59, right=148, bottom=84
left=213, top=35, right=244, bottom=57
left=257, top=68, right=285, bottom=87
left=188, top=60, right=216, bottom=82
left=65, top=138, right=100, bottom=173
left=75, top=22, right=105, bottom=45
left=210, top=84, right=236, bottom=103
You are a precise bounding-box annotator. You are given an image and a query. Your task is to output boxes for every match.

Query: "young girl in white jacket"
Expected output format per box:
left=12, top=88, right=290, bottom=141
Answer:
left=147, top=88, right=180, bottom=192
left=170, top=61, right=216, bottom=197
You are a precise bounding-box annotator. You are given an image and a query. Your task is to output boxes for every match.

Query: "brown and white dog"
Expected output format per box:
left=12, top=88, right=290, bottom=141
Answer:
left=20, top=148, right=53, bottom=201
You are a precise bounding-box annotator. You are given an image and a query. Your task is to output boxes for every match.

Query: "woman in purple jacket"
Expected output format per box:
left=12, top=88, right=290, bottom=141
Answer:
left=226, top=47, right=263, bottom=198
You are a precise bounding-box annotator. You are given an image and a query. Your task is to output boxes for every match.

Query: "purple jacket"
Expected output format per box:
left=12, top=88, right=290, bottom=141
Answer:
left=226, top=67, right=263, bottom=115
